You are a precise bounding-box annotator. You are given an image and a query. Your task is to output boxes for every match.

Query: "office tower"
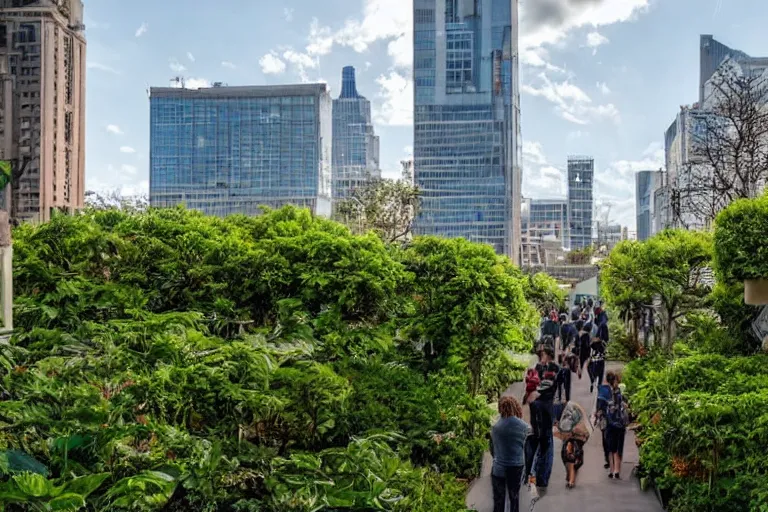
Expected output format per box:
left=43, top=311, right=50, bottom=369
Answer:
left=149, top=83, right=332, bottom=217
left=413, top=0, right=522, bottom=262
left=567, top=156, right=594, bottom=250
left=520, top=198, right=569, bottom=266
left=332, top=66, right=380, bottom=200
left=0, top=0, right=86, bottom=222
left=700, top=35, right=768, bottom=104
left=636, top=170, right=663, bottom=241
left=522, top=198, right=569, bottom=246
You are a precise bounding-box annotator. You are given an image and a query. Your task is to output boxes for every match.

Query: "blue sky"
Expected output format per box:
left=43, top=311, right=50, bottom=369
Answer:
left=84, top=0, right=768, bottom=230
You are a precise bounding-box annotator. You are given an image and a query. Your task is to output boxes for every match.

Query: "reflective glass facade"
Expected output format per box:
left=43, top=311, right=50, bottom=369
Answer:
left=332, top=66, right=380, bottom=199
left=149, top=84, right=332, bottom=217
left=413, top=0, right=522, bottom=261
left=567, top=157, right=594, bottom=250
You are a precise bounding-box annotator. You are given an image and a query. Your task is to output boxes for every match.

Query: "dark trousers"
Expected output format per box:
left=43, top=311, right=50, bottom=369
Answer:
left=556, top=367, right=571, bottom=402
left=601, top=428, right=609, bottom=464
left=492, top=465, right=523, bottom=512
left=525, top=399, right=554, bottom=487
left=589, top=360, right=605, bottom=388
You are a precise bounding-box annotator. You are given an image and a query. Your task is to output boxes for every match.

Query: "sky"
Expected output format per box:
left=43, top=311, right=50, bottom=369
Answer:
left=83, top=0, right=768, bottom=232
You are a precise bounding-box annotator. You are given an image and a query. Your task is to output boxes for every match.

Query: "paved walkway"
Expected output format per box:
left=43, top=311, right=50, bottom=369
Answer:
left=466, top=362, right=662, bottom=512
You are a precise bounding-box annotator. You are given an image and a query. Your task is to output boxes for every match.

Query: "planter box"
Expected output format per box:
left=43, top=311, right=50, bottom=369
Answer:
left=745, top=279, right=768, bottom=305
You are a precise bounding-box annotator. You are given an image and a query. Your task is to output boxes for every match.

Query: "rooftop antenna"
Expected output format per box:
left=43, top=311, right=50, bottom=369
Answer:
left=171, top=76, right=185, bottom=89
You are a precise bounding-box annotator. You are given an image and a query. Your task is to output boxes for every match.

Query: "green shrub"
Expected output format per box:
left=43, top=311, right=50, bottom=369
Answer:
left=713, top=194, right=768, bottom=281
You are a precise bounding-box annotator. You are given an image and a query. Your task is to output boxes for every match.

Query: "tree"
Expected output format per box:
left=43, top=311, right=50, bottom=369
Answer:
left=674, top=62, right=768, bottom=227
left=642, top=230, right=713, bottom=349
left=601, top=240, right=653, bottom=352
left=334, top=161, right=420, bottom=244
left=401, top=236, right=529, bottom=395
left=601, top=231, right=713, bottom=351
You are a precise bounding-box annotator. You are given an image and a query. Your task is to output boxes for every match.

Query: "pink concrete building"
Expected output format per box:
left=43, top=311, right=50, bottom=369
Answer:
left=0, top=0, right=86, bottom=223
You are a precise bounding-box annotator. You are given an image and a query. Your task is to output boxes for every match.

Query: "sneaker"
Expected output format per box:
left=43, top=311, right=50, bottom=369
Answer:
left=614, top=474, right=621, bottom=480
left=608, top=473, right=614, bottom=479
left=604, top=463, right=610, bottom=469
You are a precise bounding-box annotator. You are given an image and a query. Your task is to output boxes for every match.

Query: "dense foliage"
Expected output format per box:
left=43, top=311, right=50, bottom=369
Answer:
left=627, top=351, right=768, bottom=512
left=1, top=206, right=537, bottom=511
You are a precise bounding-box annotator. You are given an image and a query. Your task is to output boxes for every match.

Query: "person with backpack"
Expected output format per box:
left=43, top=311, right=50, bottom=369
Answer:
left=490, top=396, right=528, bottom=512
left=554, top=401, right=590, bottom=489
left=595, top=383, right=612, bottom=470
left=524, top=343, right=561, bottom=493
left=602, top=371, right=629, bottom=479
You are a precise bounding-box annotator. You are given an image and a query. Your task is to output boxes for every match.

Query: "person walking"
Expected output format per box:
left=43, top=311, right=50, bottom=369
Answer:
left=524, top=343, right=561, bottom=493
left=578, top=320, right=592, bottom=380
left=603, top=371, right=630, bottom=479
left=588, top=334, right=606, bottom=393
left=555, top=401, right=590, bottom=489
left=490, top=396, right=528, bottom=512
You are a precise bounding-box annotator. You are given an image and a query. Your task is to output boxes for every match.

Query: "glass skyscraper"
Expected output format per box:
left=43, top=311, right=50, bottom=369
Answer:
left=149, top=84, right=332, bottom=217
left=332, top=66, right=380, bottom=200
left=413, top=0, right=522, bottom=261
left=567, top=156, right=594, bottom=250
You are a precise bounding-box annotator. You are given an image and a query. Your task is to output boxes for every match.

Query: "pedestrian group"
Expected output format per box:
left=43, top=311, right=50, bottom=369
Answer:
left=489, top=298, right=631, bottom=512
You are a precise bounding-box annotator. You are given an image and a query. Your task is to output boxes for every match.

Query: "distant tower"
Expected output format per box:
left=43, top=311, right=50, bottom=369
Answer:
left=332, top=66, right=380, bottom=201
left=413, top=0, right=522, bottom=262
left=567, top=156, right=594, bottom=250
left=0, top=0, right=87, bottom=223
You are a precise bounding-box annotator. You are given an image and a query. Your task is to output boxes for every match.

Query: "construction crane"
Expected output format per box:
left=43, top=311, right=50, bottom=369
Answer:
left=171, top=76, right=186, bottom=89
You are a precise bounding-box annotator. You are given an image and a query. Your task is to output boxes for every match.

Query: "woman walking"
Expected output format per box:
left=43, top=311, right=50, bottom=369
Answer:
left=555, top=401, right=590, bottom=489
left=602, top=371, right=629, bottom=479
left=490, top=396, right=528, bottom=512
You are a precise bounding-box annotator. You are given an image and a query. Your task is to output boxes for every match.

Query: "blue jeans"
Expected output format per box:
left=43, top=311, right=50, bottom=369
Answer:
left=525, top=400, right=555, bottom=487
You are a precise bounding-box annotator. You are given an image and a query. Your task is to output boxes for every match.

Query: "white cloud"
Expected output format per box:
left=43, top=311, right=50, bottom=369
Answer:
left=597, top=81, right=611, bottom=95
left=593, top=141, right=665, bottom=227
left=120, top=146, right=136, bottom=154
left=374, top=71, right=412, bottom=126
left=306, top=18, right=334, bottom=56
left=121, top=164, right=137, bottom=176
left=187, top=52, right=196, bottom=62
left=169, top=78, right=211, bottom=89
left=303, top=1, right=411, bottom=68
left=221, top=61, right=237, bottom=69
left=284, top=7, right=295, bottom=22
left=87, top=62, right=119, bottom=74
left=282, top=50, right=318, bottom=82
left=169, top=59, right=186, bottom=73
left=259, top=52, right=287, bottom=75
left=520, top=0, right=649, bottom=50
left=106, top=125, right=123, bottom=135
left=523, top=141, right=548, bottom=166
left=522, top=72, right=620, bottom=125
left=135, top=22, right=148, bottom=38
left=586, top=31, right=610, bottom=54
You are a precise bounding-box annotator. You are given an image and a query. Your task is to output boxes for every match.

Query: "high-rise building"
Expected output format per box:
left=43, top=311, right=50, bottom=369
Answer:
left=700, top=35, right=768, bottom=104
left=332, top=66, right=379, bottom=200
left=413, top=0, right=522, bottom=262
left=149, top=83, right=332, bottom=217
left=636, top=169, right=663, bottom=241
left=0, top=0, right=86, bottom=222
left=567, top=156, right=594, bottom=250
left=520, top=197, right=569, bottom=266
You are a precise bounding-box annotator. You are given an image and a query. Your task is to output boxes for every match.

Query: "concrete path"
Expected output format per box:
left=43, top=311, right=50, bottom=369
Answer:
left=466, top=362, right=662, bottom=512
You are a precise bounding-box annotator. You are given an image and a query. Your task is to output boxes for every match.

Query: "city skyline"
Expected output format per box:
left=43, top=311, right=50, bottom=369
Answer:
left=82, top=0, right=768, bottom=229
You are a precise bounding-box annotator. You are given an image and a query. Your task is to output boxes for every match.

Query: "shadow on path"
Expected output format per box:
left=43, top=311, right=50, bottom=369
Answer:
left=466, top=362, right=662, bottom=512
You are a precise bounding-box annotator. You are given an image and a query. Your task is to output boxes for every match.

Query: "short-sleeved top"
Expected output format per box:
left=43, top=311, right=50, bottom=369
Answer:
left=491, top=416, right=528, bottom=475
